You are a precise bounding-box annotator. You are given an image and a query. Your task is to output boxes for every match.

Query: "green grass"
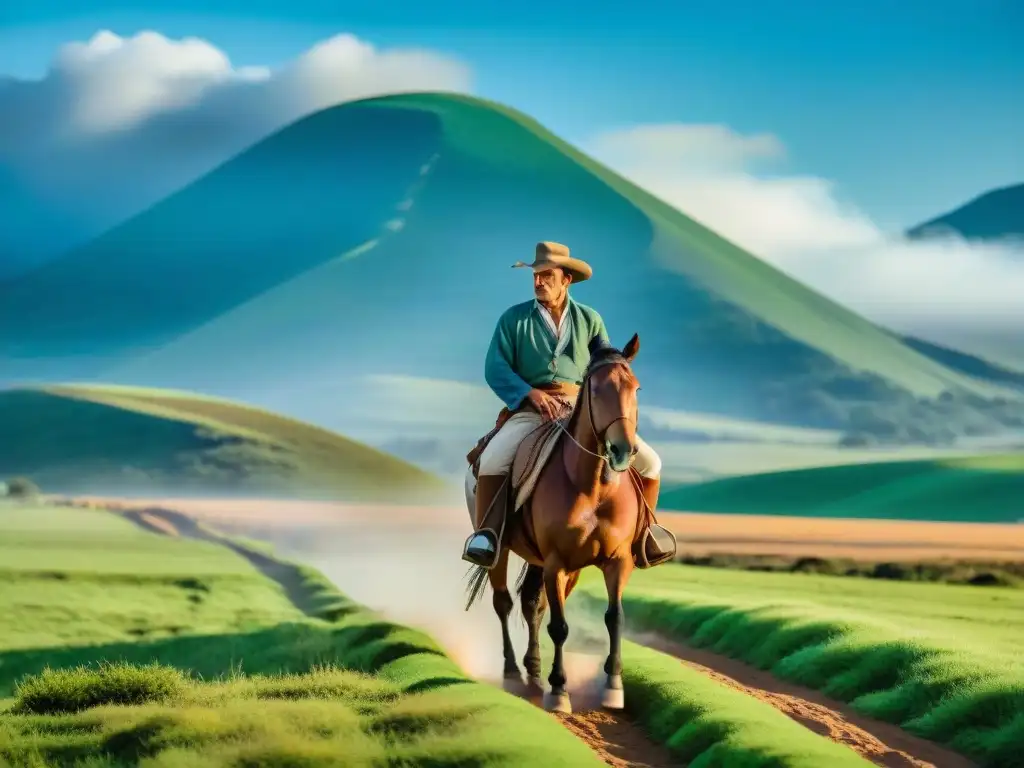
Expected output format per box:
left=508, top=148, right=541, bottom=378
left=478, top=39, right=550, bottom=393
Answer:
left=11, top=662, right=188, bottom=714
left=0, top=503, right=604, bottom=767
left=0, top=658, right=605, bottom=767
left=0, top=383, right=452, bottom=503
left=660, top=452, right=1024, bottom=521
left=0, top=502, right=306, bottom=652
left=0, top=503, right=259, bottom=575
left=0, top=501, right=900, bottom=766
left=619, top=641, right=872, bottom=767
left=578, top=564, right=1024, bottom=767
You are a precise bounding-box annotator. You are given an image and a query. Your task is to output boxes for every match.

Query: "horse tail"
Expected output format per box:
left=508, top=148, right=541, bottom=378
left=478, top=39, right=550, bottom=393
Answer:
left=463, top=565, right=490, bottom=611
left=514, top=560, right=530, bottom=595
left=465, top=560, right=531, bottom=612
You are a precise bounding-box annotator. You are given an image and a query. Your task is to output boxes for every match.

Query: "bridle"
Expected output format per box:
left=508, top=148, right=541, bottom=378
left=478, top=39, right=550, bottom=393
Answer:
left=556, top=353, right=637, bottom=464
left=553, top=351, right=654, bottom=519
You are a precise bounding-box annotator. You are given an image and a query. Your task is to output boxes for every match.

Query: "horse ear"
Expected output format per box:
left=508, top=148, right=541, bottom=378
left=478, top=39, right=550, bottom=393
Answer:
left=588, top=336, right=609, bottom=356
left=622, top=334, right=640, bottom=361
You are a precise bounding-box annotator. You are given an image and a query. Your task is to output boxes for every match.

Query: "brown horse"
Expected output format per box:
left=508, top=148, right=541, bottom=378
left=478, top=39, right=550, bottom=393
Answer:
left=464, top=333, right=648, bottom=714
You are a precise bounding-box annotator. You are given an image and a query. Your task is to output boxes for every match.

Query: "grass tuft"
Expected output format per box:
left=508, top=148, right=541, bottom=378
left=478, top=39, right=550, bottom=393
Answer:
left=12, top=662, right=188, bottom=714
left=622, top=641, right=873, bottom=766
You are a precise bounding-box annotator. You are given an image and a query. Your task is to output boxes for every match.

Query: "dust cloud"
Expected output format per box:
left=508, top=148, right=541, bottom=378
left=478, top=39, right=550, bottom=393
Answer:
left=92, top=490, right=620, bottom=701
left=260, top=501, right=614, bottom=699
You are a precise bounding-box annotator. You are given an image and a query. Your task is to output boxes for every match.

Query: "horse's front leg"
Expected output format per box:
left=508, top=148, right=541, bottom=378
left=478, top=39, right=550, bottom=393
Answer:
left=600, top=556, right=633, bottom=709
left=488, top=547, right=521, bottom=688
left=542, top=559, right=572, bottom=713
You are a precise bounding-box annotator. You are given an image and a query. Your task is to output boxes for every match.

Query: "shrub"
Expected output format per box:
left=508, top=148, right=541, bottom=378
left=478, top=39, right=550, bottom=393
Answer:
left=4, top=476, right=40, bottom=499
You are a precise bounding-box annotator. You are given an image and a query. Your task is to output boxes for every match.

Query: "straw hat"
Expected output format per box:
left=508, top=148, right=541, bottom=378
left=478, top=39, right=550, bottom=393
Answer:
left=512, top=241, right=592, bottom=283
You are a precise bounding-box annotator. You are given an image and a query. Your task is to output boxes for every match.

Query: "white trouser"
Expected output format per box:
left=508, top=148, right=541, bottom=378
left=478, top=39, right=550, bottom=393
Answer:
left=476, top=410, right=662, bottom=478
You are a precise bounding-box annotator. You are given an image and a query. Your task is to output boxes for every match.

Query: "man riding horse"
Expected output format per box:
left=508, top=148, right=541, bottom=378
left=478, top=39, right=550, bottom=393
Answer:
left=462, top=241, right=676, bottom=571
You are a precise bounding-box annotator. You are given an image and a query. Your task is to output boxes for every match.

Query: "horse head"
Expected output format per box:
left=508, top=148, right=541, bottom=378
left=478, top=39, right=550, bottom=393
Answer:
left=584, top=333, right=641, bottom=473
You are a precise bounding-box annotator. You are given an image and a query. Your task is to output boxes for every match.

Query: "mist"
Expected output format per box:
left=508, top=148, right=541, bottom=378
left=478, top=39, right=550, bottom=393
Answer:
left=220, top=499, right=618, bottom=701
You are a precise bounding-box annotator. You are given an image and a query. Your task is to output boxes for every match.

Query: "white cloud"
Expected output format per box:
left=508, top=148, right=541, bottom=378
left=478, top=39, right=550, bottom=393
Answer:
left=588, top=124, right=785, bottom=172
left=585, top=123, right=1024, bottom=346
left=47, top=30, right=254, bottom=135
left=0, top=29, right=471, bottom=268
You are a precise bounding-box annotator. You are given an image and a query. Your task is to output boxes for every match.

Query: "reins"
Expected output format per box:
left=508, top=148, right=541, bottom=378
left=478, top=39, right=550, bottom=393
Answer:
left=551, top=356, right=654, bottom=518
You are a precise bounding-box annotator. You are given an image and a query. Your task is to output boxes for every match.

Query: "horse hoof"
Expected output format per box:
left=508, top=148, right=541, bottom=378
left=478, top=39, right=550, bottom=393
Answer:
left=544, top=690, right=572, bottom=714
left=525, top=677, right=545, bottom=696
left=502, top=674, right=523, bottom=692
left=601, top=686, right=625, bottom=710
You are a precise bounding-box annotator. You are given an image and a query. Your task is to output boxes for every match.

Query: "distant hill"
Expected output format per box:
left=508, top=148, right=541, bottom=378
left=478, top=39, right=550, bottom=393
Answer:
left=905, top=182, right=1024, bottom=369
left=0, top=383, right=450, bottom=502
left=2, top=92, right=1022, bottom=445
left=907, top=183, right=1024, bottom=243
left=660, top=453, right=1024, bottom=523
left=900, top=335, right=1024, bottom=391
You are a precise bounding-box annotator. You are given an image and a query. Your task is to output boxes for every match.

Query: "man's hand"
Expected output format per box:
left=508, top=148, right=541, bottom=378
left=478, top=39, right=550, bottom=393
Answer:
left=526, top=388, right=560, bottom=421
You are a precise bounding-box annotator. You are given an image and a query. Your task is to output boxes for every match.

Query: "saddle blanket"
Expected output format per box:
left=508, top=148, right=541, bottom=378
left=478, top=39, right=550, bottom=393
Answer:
left=510, top=417, right=568, bottom=512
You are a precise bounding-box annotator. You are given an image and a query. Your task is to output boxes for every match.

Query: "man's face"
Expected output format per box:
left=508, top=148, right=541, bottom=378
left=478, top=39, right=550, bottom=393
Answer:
left=533, top=267, right=570, bottom=303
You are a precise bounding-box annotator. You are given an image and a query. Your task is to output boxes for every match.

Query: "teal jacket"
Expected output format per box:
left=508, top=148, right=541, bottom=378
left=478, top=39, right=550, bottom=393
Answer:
left=484, top=297, right=611, bottom=410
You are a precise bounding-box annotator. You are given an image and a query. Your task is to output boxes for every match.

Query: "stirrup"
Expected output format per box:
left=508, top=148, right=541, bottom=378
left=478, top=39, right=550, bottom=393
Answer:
left=462, top=528, right=499, bottom=569
left=635, top=524, right=677, bottom=569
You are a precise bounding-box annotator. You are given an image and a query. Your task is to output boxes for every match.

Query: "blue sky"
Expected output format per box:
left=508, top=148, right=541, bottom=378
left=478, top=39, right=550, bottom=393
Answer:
left=1, top=0, right=1022, bottom=228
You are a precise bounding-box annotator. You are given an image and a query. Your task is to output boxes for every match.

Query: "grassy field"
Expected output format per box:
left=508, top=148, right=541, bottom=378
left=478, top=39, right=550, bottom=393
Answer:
left=661, top=451, right=1024, bottom=522
left=0, top=501, right=604, bottom=767
left=579, top=563, right=1024, bottom=767
left=0, top=383, right=452, bottom=504
left=0, top=502, right=305, bottom=652
left=0, top=500, right=891, bottom=767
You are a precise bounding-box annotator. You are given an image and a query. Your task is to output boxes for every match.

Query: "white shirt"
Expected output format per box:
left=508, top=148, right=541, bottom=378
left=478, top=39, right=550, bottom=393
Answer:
left=535, top=299, right=573, bottom=359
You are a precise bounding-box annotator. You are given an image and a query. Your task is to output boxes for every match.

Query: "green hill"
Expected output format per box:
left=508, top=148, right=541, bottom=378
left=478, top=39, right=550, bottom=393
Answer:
left=907, top=183, right=1024, bottom=242
left=660, top=453, right=1024, bottom=522
left=0, top=383, right=450, bottom=502
left=2, top=92, right=1022, bottom=443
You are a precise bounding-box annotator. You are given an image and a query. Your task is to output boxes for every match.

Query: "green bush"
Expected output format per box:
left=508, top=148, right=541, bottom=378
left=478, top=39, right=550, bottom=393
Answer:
left=3, top=476, right=40, bottom=499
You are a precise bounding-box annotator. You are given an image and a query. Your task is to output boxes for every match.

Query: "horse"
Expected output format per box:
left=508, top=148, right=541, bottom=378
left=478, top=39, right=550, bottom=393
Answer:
left=463, top=333, right=648, bottom=714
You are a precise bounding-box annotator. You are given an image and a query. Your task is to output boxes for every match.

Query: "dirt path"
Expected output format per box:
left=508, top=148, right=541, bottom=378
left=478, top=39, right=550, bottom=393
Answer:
left=104, top=501, right=678, bottom=767
left=555, top=710, right=676, bottom=768
left=635, top=634, right=974, bottom=768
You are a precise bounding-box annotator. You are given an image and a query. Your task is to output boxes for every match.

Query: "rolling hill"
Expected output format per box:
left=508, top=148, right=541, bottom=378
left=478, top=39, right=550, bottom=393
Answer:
left=0, top=383, right=451, bottom=502
left=907, top=183, right=1024, bottom=243
left=659, top=453, right=1024, bottom=523
left=2, top=92, right=1022, bottom=444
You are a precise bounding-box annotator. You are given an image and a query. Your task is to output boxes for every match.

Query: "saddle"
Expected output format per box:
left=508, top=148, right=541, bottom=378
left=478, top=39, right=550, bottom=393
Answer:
left=466, top=382, right=578, bottom=484
left=465, top=378, right=655, bottom=566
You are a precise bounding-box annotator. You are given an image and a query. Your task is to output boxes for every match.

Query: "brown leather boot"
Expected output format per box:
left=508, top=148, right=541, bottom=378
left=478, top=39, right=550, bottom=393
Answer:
left=462, top=473, right=510, bottom=569
left=634, top=475, right=677, bottom=568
